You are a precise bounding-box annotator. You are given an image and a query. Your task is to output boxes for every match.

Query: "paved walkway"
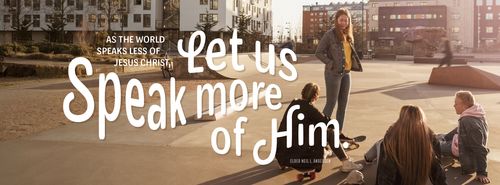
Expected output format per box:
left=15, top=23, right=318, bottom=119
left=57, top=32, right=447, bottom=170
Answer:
left=1, top=59, right=499, bottom=184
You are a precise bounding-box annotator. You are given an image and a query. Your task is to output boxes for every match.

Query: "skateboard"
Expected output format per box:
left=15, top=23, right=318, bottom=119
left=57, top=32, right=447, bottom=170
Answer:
left=341, top=135, right=366, bottom=150
left=278, top=164, right=320, bottom=182
left=296, top=170, right=316, bottom=182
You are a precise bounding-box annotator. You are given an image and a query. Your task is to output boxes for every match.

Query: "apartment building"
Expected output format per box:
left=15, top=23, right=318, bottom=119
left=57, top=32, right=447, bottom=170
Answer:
left=302, top=1, right=366, bottom=47
left=179, top=0, right=272, bottom=37
left=0, top=0, right=163, bottom=43
left=475, top=0, right=500, bottom=48
left=367, top=0, right=479, bottom=52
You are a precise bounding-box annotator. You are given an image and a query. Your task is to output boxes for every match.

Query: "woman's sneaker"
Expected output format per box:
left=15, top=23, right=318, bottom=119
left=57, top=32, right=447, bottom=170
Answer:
left=340, top=158, right=364, bottom=173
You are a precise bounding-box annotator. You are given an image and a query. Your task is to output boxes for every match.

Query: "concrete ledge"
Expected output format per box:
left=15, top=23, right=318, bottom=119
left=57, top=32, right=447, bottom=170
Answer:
left=0, top=62, right=88, bottom=78
left=415, top=57, right=467, bottom=64
left=396, top=55, right=414, bottom=61
left=428, top=66, right=500, bottom=90
left=374, top=54, right=396, bottom=60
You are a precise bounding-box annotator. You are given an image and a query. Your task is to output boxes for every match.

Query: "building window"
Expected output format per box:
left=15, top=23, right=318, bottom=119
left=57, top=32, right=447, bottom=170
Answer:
left=372, top=3, right=377, bottom=7
left=68, top=0, right=74, bottom=6
left=111, top=14, right=119, bottom=22
left=76, top=0, right=83, bottom=10
left=45, top=14, right=52, bottom=22
left=200, top=14, right=206, bottom=22
left=133, top=14, right=141, bottom=22
left=210, top=0, right=218, bottom=10
left=486, top=26, right=493, bottom=33
left=407, top=2, right=413, bottom=6
left=46, top=0, right=52, bottom=6
left=25, top=0, right=31, bottom=6
left=477, top=0, right=483, bottom=6
left=143, top=14, right=150, bottom=27
left=33, top=15, right=40, bottom=27
left=395, top=27, right=401, bottom=32
left=4, top=0, right=9, bottom=6
left=122, top=14, right=128, bottom=27
left=24, top=15, right=31, bottom=24
left=497, top=0, right=500, bottom=5
left=486, top=0, right=493, bottom=5
left=232, top=15, right=237, bottom=27
left=98, top=0, right=104, bottom=10
left=414, top=14, right=424, bottom=19
left=200, top=0, right=207, bottom=5
left=211, top=14, right=218, bottom=22
left=67, top=14, right=74, bottom=22
left=390, top=15, right=396, bottom=19
left=54, top=0, right=62, bottom=10
left=4, top=15, right=10, bottom=23
left=485, top=13, right=493, bottom=20
left=143, top=0, right=150, bottom=10
left=120, top=0, right=126, bottom=9
left=135, top=0, right=141, bottom=5
left=88, top=14, right=96, bottom=23
left=76, top=14, right=82, bottom=27
left=452, top=27, right=460, bottom=33
left=98, top=14, right=106, bottom=27
left=33, top=0, right=40, bottom=10
left=452, top=14, right=460, bottom=20
left=89, top=0, right=95, bottom=6
left=372, top=15, right=378, bottom=21
left=199, top=14, right=218, bottom=22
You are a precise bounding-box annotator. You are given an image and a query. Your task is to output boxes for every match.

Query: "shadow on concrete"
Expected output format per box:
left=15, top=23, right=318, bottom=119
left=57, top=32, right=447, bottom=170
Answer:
left=256, top=96, right=328, bottom=108
left=350, top=80, right=499, bottom=101
left=200, top=161, right=292, bottom=185
left=442, top=159, right=483, bottom=185
left=351, top=81, right=418, bottom=95
left=382, top=83, right=500, bottom=100
left=310, top=159, right=376, bottom=185
left=31, top=71, right=168, bottom=90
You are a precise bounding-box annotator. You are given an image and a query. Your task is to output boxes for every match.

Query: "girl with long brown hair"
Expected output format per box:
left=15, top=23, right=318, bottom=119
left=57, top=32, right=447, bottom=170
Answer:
left=315, top=8, right=363, bottom=142
left=375, top=105, right=446, bottom=185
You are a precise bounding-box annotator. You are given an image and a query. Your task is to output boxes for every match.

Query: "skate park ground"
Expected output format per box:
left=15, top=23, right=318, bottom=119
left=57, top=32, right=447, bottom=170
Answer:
left=0, top=57, right=499, bottom=185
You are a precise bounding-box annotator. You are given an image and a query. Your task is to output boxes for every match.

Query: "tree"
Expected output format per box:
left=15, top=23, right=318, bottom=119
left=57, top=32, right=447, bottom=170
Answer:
left=9, top=0, right=32, bottom=42
left=351, top=14, right=363, bottom=52
left=100, top=0, right=121, bottom=36
left=226, top=12, right=253, bottom=51
left=42, top=0, right=74, bottom=43
left=195, top=20, right=219, bottom=36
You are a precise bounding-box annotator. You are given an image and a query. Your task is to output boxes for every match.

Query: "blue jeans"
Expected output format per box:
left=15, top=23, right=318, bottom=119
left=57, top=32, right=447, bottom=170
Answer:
left=322, top=71, right=351, bottom=131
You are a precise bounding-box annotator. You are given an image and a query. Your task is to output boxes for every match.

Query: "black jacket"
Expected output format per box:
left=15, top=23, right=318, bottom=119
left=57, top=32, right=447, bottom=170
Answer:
left=275, top=99, right=328, bottom=171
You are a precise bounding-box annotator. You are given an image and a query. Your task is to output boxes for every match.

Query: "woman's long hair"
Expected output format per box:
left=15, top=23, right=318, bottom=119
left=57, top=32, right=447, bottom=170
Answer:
left=383, top=105, right=435, bottom=185
left=333, top=8, right=354, bottom=43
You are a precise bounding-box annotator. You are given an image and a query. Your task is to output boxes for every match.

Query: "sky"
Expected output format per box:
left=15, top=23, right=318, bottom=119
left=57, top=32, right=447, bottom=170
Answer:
left=272, top=0, right=364, bottom=42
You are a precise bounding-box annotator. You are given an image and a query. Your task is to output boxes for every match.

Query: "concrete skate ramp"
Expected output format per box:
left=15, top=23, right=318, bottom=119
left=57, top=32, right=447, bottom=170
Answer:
left=428, top=66, right=500, bottom=90
left=172, top=53, right=284, bottom=79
